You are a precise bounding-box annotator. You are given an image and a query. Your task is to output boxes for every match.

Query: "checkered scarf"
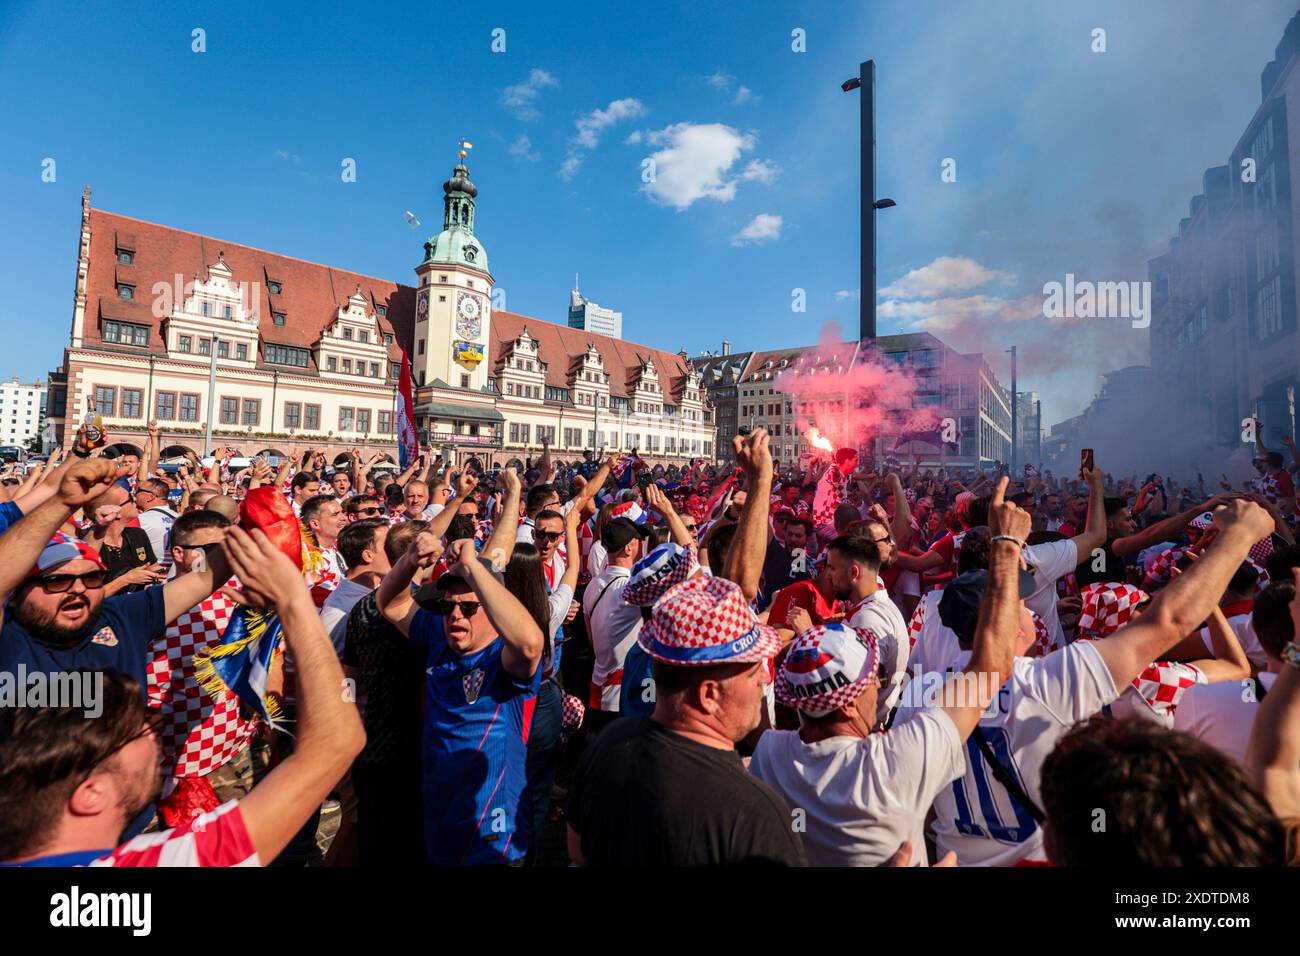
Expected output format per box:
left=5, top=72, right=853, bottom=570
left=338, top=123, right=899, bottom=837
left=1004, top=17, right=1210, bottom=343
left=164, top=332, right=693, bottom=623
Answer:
left=1142, top=545, right=1189, bottom=592
left=1078, top=582, right=1149, bottom=638
left=147, top=582, right=259, bottom=780
left=1131, top=661, right=1205, bottom=720
left=812, top=466, right=848, bottom=531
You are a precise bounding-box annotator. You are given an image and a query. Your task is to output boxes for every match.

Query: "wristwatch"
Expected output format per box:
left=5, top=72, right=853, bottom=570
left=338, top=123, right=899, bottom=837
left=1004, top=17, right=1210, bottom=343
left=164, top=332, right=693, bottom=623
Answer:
left=1282, top=641, right=1300, bottom=669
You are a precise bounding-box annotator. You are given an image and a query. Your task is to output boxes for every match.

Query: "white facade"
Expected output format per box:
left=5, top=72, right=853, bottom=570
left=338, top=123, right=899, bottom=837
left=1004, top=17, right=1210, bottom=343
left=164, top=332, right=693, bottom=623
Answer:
left=0, top=378, right=46, bottom=450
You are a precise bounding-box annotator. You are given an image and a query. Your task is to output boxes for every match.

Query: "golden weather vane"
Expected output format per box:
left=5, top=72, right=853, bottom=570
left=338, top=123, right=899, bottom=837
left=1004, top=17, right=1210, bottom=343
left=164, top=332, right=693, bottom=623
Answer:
left=458, top=139, right=473, bottom=160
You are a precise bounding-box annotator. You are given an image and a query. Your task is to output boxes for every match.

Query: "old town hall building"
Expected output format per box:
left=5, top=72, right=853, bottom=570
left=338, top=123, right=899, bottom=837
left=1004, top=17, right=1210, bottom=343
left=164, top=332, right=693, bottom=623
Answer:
left=48, top=156, right=716, bottom=468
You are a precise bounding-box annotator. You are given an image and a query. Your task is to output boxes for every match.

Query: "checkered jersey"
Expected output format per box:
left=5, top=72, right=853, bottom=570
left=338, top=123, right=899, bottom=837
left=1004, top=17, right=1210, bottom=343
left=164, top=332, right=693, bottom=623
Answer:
left=90, top=800, right=259, bottom=867
left=1078, top=582, right=1149, bottom=639
left=1142, top=545, right=1189, bottom=591
left=812, top=467, right=848, bottom=531
left=1131, top=661, right=1205, bottom=720
left=146, top=587, right=259, bottom=779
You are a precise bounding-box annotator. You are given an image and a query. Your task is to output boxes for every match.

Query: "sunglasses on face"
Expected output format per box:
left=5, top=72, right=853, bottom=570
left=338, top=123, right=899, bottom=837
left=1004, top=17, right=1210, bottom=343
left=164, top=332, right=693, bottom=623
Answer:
left=433, top=599, right=482, bottom=618
left=37, top=570, right=108, bottom=593
left=354, top=506, right=382, bottom=516
left=869, top=534, right=893, bottom=545
left=179, top=541, right=222, bottom=555
left=682, top=524, right=698, bottom=534
left=534, top=530, right=564, bottom=543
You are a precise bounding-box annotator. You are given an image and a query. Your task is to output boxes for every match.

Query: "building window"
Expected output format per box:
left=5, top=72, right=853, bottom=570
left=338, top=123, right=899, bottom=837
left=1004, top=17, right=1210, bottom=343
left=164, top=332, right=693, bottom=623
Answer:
left=93, top=386, right=116, bottom=416
left=377, top=306, right=388, bottom=317
left=155, top=392, right=176, bottom=420
left=304, top=404, right=321, bottom=430
left=357, top=409, right=371, bottom=433
left=520, top=424, right=530, bottom=444
left=343, top=327, right=353, bottom=340
left=378, top=410, right=392, bottom=434
left=178, top=335, right=192, bottom=353
left=438, top=295, right=447, bottom=303
left=284, top=402, right=301, bottom=429
left=217, top=340, right=230, bottom=358
left=220, top=397, right=239, bottom=425
left=103, top=320, right=149, bottom=347
left=509, top=423, right=519, bottom=443
left=179, top=393, right=199, bottom=422
left=236, top=343, right=248, bottom=361
left=440, top=275, right=448, bottom=283
left=342, top=359, right=352, bottom=374
left=383, top=333, right=393, bottom=345
left=359, top=330, right=369, bottom=344
left=390, top=362, right=400, bottom=378
left=369, top=363, right=380, bottom=377
left=265, top=344, right=309, bottom=368
left=117, top=249, right=134, bottom=264
left=355, top=363, right=365, bottom=377
left=120, top=388, right=142, bottom=419
left=417, top=340, right=425, bottom=355
left=268, top=281, right=282, bottom=295
left=273, top=312, right=286, bottom=326
left=199, top=337, right=211, bottom=356
left=339, top=408, right=354, bottom=432
left=460, top=374, right=470, bottom=388
left=326, top=356, right=337, bottom=371
left=202, top=302, right=211, bottom=317
left=116, top=284, right=134, bottom=301
left=241, top=399, right=260, bottom=426
left=223, top=305, right=233, bottom=319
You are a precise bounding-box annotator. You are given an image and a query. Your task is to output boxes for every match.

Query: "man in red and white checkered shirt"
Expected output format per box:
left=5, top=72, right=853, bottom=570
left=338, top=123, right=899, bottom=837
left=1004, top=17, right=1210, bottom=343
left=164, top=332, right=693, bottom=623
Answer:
left=0, top=525, right=364, bottom=867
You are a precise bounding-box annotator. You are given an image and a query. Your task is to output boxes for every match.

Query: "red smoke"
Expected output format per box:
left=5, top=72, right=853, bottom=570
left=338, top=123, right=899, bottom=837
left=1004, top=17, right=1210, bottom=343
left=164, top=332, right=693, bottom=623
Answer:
left=774, top=323, right=921, bottom=453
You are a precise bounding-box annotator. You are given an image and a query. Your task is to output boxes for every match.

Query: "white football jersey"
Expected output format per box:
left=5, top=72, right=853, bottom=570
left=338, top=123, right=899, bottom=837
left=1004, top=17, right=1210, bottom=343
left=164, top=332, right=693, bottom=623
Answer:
left=1174, top=670, right=1277, bottom=766
left=847, top=588, right=910, bottom=724
left=926, top=642, right=1118, bottom=866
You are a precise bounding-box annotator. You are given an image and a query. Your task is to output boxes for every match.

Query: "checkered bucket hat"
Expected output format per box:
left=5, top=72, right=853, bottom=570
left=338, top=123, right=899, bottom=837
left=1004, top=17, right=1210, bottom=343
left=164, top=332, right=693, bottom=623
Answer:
left=623, top=543, right=699, bottom=607
left=1078, top=582, right=1149, bottom=639
left=26, top=532, right=107, bottom=581
left=775, top=623, right=881, bottom=718
left=638, top=575, right=781, bottom=666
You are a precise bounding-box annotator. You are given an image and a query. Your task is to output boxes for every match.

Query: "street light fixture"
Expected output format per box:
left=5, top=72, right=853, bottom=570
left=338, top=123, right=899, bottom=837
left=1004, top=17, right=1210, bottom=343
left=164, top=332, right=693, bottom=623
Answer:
left=841, top=60, right=895, bottom=341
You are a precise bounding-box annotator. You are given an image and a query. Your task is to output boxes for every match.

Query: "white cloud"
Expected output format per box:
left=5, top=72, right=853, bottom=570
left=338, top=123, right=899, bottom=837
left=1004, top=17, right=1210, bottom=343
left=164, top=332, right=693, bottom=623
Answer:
left=834, top=289, right=860, bottom=302
left=731, top=213, right=783, bottom=246
left=639, top=122, right=776, bottom=210
left=733, top=85, right=753, bottom=104
left=624, top=130, right=643, bottom=145
left=739, top=158, right=780, bottom=184
left=501, top=68, right=559, bottom=121
left=272, top=149, right=302, bottom=164
left=560, top=97, right=647, bottom=181
left=509, top=134, right=539, bottom=162
left=879, top=255, right=1012, bottom=299
left=705, top=71, right=733, bottom=90
left=878, top=293, right=1041, bottom=332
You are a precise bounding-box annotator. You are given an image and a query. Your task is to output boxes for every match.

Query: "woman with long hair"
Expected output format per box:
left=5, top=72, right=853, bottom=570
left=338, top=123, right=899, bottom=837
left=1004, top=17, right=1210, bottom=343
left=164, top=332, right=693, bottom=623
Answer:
left=505, top=508, right=582, bottom=865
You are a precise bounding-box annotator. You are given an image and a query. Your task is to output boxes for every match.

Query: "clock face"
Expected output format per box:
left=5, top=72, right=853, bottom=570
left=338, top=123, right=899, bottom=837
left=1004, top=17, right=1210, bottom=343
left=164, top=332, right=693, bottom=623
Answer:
left=416, top=290, right=429, bottom=320
left=455, top=293, right=482, bottom=340
left=458, top=295, right=480, bottom=321
left=464, top=245, right=478, bottom=263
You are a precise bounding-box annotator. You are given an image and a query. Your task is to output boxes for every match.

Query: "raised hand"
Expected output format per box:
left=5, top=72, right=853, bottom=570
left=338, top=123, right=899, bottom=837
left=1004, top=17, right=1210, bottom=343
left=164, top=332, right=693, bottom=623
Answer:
left=987, top=476, right=1032, bottom=543
left=58, top=458, right=120, bottom=509
left=733, top=428, right=772, bottom=479
left=221, top=527, right=313, bottom=611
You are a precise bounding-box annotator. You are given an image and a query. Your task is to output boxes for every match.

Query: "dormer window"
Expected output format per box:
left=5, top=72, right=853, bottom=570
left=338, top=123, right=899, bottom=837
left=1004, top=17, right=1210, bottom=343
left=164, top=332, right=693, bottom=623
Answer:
left=117, top=284, right=134, bottom=301
left=273, top=312, right=286, bottom=326
left=376, top=305, right=388, bottom=317
left=343, top=327, right=353, bottom=340
left=117, top=249, right=134, bottom=265
left=268, top=281, right=282, bottom=295
left=383, top=333, right=393, bottom=345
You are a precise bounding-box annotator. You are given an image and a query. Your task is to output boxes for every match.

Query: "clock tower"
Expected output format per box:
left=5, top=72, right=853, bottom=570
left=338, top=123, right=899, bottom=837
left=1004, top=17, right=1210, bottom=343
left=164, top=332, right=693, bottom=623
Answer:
left=413, top=148, right=493, bottom=393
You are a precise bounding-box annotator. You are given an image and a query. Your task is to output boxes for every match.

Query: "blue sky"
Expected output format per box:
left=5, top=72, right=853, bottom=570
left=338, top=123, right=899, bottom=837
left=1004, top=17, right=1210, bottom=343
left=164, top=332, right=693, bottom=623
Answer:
left=1, top=0, right=1295, bottom=426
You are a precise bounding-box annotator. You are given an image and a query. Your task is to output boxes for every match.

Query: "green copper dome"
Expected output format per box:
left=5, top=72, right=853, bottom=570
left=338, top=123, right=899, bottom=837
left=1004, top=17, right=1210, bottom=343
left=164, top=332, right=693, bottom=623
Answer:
left=424, top=160, right=489, bottom=274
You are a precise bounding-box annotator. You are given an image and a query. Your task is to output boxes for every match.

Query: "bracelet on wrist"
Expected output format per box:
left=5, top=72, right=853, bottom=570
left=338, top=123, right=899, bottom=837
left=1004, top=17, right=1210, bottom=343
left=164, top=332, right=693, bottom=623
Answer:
left=1282, top=641, right=1300, bottom=669
left=990, top=534, right=1025, bottom=548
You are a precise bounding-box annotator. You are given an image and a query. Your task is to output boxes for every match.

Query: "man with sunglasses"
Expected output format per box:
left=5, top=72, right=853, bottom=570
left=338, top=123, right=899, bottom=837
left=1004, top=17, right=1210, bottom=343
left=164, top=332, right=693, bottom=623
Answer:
left=134, top=477, right=179, bottom=574
left=344, top=494, right=384, bottom=522
left=377, top=531, right=545, bottom=865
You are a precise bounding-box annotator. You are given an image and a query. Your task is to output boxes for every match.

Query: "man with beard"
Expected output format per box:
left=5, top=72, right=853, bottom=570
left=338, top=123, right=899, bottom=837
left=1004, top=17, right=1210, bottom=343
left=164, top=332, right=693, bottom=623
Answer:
left=0, top=524, right=365, bottom=867
left=0, top=458, right=241, bottom=695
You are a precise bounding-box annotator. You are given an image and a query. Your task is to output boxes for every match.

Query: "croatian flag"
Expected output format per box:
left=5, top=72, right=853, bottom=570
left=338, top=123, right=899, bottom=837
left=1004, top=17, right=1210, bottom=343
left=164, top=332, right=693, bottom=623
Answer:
left=194, top=606, right=285, bottom=729
left=612, top=456, right=636, bottom=490
left=397, top=349, right=419, bottom=470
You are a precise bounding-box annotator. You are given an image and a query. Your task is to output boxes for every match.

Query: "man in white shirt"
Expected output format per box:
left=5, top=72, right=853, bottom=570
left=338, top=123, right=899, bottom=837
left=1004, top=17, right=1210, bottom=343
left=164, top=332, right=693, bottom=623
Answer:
left=134, top=478, right=180, bottom=572
left=320, top=518, right=391, bottom=655
left=826, top=533, right=910, bottom=726
left=924, top=497, right=1274, bottom=866
left=1175, top=579, right=1290, bottom=765
left=751, top=478, right=1029, bottom=866
left=582, top=517, right=650, bottom=718
left=516, top=484, right=561, bottom=545
left=290, top=471, right=321, bottom=518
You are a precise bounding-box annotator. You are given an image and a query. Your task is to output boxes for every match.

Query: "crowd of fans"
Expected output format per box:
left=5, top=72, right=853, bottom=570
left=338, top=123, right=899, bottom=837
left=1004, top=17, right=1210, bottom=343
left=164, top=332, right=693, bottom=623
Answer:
left=1, top=416, right=1299, bottom=867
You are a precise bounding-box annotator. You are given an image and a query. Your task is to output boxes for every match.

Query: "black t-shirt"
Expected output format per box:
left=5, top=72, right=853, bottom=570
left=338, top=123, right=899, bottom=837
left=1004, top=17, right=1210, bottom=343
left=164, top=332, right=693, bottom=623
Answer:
left=565, top=717, right=807, bottom=866
left=761, top=541, right=811, bottom=603
left=342, top=592, right=426, bottom=768
left=1073, top=537, right=1131, bottom=588
left=99, top=527, right=157, bottom=590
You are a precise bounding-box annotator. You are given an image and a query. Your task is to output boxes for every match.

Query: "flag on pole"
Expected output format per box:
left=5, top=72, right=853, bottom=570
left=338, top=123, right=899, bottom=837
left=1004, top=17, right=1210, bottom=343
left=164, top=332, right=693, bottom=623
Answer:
left=397, top=349, right=418, bottom=470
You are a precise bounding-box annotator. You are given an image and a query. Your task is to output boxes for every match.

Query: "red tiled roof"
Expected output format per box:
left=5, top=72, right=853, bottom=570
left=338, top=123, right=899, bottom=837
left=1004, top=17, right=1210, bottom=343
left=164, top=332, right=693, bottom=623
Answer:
left=83, top=208, right=689, bottom=401
left=490, top=310, right=694, bottom=403
left=86, top=210, right=413, bottom=372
